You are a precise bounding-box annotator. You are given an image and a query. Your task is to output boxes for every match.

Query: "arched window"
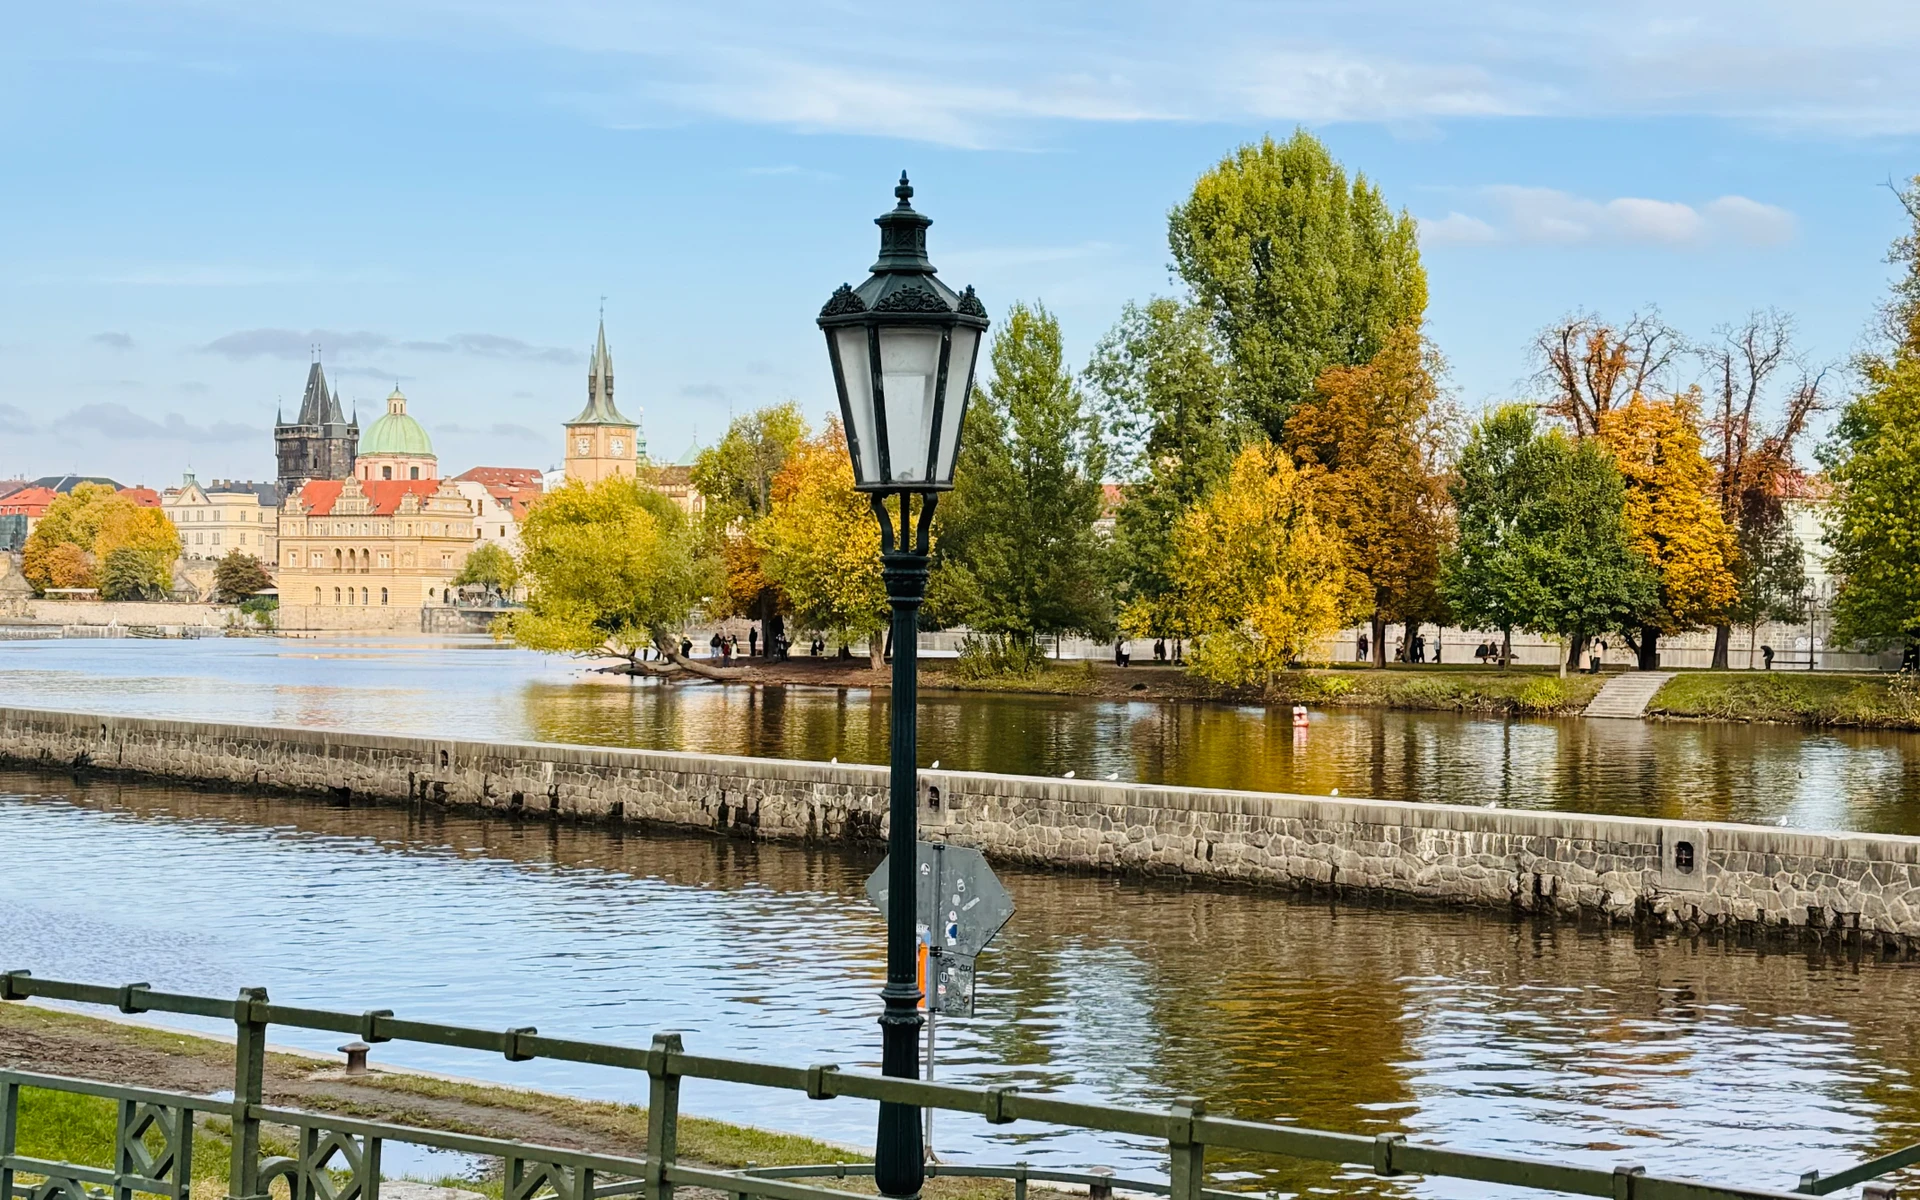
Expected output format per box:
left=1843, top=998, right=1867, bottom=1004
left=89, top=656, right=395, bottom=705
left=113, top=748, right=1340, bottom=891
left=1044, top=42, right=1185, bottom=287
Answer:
left=361, top=587, right=369, bottom=605
left=313, top=587, right=321, bottom=605
left=334, top=549, right=342, bottom=571
left=333, top=587, right=341, bottom=604
left=380, top=587, right=389, bottom=605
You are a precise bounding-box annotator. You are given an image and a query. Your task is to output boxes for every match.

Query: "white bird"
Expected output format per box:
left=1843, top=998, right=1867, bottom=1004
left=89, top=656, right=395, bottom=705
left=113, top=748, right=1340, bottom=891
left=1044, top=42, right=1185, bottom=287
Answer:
left=830, top=756, right=838, bottom=764
left=1330, top=788, right=1340, bottom=796
left=1485, top=800, right=1498, bottom=809
left=1107, top=772, right=1119, bottom=781
left=930, top=760, right=940, bottom=769
left=1064, top=770, right=1076, bottom=779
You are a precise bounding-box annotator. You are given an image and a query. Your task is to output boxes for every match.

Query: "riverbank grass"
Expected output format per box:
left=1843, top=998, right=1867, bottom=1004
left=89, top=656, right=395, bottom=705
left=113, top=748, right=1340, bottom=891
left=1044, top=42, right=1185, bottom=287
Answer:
left=0, top=1002, right=1024, bottom=1200
left=1651, top=671, right=1920, bottom=727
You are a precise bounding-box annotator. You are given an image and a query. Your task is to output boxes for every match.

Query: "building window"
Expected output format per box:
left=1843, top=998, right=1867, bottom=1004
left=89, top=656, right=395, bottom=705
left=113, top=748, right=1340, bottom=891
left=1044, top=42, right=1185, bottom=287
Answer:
left=378, top=552, right=391, bottom=568
left=314, top=587, right=321, bottom=605
left=334, top=549, right=342, bottom=570
left=333, top=587, right=341, bottom=604
left=287, top=551, right=297, bottom=568
left=383, top=466, right=392, bottom=480
left=311, top=551, right=323, bottom=568
left=381, top=587, right=389, bottom=605
left=441, top=553, right=452, bottom=567
left=211, top=532, right=220, bottom=546
left=194, top=531, right=204, bottom=545
left=361, top=587, right=369, bottom=605
left=409, top=466, right=420, bottom=479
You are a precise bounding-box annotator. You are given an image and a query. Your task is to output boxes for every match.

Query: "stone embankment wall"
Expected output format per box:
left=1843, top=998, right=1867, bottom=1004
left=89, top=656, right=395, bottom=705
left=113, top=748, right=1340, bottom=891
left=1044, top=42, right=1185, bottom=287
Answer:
left=5, top=705, right=1918, bottom=946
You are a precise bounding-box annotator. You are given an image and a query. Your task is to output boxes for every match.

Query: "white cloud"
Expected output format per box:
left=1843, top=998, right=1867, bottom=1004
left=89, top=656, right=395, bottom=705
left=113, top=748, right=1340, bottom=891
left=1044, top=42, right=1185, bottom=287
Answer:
left=1421, top=187, right=1796, bottom=249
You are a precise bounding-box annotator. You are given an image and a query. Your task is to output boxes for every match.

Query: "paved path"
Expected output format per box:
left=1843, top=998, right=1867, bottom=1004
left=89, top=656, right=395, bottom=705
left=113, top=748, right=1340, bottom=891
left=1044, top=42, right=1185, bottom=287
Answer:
left=1582, top=671, right=1676, bottom=719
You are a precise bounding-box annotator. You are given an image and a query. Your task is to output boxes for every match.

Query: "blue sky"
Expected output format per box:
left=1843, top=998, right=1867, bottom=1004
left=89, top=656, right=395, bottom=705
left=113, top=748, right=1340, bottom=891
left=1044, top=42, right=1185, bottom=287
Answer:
left=3, top=1, right=1919, bottom=486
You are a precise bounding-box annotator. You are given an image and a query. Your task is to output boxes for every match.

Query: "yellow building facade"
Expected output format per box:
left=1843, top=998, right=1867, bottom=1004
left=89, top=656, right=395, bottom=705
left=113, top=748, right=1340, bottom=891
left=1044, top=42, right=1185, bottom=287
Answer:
left=161, top=473, right=278, bottom=563
left=276, top=476, right=476, bottom=610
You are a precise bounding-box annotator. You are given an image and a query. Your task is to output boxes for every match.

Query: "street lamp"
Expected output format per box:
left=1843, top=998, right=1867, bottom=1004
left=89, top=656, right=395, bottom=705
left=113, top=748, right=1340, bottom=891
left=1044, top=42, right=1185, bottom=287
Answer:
left=819, top=172, right=988, bottom=1200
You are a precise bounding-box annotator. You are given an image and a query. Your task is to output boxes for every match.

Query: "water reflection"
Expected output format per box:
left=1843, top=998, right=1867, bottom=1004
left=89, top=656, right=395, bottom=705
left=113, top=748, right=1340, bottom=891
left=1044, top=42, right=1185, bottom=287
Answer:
left=6, top=771, right=1920, bottom=1198
left=9, top=637, right=1920, bottom=832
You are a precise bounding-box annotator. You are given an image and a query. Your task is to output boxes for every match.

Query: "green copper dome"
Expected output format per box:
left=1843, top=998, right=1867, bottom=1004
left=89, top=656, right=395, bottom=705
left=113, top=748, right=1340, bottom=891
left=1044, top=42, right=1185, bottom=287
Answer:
left=358, top=388, right=435, bottom=458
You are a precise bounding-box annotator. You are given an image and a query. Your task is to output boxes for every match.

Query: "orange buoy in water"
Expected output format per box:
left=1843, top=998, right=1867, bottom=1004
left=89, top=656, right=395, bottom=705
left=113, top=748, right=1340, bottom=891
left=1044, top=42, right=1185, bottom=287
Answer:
left=1292, top=705, right=1309, bottom=728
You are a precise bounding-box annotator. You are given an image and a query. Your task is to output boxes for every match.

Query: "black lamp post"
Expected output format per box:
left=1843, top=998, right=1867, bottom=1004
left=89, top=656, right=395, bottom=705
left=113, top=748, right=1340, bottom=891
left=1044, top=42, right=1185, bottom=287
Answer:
left=819, top=173, right=988, bottom=1200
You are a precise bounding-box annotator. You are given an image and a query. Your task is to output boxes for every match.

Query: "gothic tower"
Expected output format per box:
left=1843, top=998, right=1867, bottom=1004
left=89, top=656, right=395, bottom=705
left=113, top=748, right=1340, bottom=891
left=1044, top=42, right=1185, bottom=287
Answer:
left=563, top=318, right=643, bottom=484
left=274, top=361, right=360, bottom=501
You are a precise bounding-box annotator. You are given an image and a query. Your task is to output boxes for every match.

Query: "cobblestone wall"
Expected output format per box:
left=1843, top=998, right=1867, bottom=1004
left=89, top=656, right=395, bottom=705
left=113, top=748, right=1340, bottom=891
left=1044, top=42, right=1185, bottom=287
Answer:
left=6, top=705, right=1917, bottom=945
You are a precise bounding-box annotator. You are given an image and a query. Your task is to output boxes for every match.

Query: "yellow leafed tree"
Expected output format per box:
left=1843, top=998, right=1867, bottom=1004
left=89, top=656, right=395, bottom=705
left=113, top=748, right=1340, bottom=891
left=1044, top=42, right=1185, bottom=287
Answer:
left=22, top=483, right=178, bottom=593
left=1168, top=441, right=1366, bottom=687
left=753, top=420, right=887, bottom=667
left=1597, top=391, right=1738, bottom=666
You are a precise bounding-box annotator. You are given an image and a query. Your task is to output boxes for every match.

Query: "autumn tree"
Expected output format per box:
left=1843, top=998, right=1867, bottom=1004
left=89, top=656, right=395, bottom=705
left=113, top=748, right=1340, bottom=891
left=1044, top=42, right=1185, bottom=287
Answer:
left=1284, top=328, right=1452, bottom=666
left=691, top=402, right=808, bottom=649
left=1169, top=130, right=1426, bottom=441
left=1084, top=298, right=1239, bottom=642
left=754, top=421, right=888, bottom=667
left=22, top=484, right=178, bottom=594
left=508, top=477, right=727, bottom=677
left=1531, top=309, right=1683, bottom=438
left=932, top=302, right=1111, bottom=644
left=1597, top=393, right=1738, bottom=668
left=1698, top=310, right=1826, bottom=666
left=213, top=549, right=273, bottom=602
left=1168, top=442, right=1365, bottom=687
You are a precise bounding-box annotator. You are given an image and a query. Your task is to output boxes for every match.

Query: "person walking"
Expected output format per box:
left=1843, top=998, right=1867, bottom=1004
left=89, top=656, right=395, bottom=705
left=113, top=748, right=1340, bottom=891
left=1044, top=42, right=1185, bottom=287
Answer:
left=1357, top=633, right=1370, bottom=662
left=749, top=626, right=759, bottom=658
left=1762, top=644, right=1775, bottom=670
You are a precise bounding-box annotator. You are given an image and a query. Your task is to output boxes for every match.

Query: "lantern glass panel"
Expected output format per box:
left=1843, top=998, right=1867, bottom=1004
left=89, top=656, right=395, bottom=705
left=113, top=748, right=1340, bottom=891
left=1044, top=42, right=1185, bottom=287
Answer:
left=932, top=325, right=980, bottom=485
left=833, top=326, right=882, bottom=484
left=878, top=327, right=943, bottom=484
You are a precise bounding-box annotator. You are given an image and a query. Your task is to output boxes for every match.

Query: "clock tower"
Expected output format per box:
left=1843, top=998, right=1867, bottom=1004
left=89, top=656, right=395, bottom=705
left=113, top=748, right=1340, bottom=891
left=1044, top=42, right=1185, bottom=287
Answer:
left=563, top=318, right=643, bottom=484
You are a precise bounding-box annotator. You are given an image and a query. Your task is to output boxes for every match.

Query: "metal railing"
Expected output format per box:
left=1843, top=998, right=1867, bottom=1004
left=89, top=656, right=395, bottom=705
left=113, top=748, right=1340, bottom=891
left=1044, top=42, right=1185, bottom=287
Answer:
left=0, top=971, right=1891, bottom=1200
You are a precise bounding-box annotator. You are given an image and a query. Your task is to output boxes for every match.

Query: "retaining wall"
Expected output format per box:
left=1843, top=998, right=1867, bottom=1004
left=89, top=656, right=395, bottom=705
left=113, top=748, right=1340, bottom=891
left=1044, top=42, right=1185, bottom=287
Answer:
left=5, top=706, right=1918, bottom=945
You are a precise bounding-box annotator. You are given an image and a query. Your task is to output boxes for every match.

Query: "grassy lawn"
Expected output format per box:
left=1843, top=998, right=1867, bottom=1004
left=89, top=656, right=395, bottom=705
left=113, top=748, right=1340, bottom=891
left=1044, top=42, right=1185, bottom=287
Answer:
left=1650, top=671, right=1920, bottom=727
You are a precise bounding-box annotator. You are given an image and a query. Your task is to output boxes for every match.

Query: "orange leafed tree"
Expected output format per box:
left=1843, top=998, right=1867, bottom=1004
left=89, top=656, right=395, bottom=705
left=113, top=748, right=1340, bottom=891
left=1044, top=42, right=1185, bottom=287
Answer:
left=1597, top=392, right=1738, bottom=668
left=1284, top=327, right=1451, bottom=665
left=1533, top=310, right=1683, bottom=438
left=752, top=420, right=887, bottom=668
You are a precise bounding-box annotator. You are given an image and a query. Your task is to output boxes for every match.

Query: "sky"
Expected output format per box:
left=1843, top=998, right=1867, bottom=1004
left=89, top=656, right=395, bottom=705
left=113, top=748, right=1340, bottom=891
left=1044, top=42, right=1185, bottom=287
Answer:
left=3, top=1, right=1919, bottom=487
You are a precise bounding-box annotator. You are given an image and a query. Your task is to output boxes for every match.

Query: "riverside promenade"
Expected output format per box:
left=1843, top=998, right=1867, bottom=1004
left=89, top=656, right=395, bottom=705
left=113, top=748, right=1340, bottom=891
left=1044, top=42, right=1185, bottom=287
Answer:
left=5, top=704, right=1919, bottom=946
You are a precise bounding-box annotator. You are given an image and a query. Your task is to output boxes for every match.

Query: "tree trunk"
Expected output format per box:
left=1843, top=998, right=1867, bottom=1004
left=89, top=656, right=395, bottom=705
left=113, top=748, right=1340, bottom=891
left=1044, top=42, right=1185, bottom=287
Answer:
left=869, top=632, right=884, bottom=671
left=1565, top=633, right=1587, bottom=675
left=1501, top=627, right=1512, bottom=669
left=649, top=630, right=746, bottom=681
left=1637, top=624, right=1660, bottom=670
left=1371, top=614, right=1387, bottom=668
left=1403, top=619, right=1418, bottom=665
left=1711, top=623, right=1731, bottom=670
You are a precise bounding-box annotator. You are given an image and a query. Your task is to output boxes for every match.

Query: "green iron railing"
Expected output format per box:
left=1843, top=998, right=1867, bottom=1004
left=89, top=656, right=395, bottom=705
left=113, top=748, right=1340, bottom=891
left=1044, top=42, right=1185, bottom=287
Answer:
left=0, top=971, right=1895, bottom=1200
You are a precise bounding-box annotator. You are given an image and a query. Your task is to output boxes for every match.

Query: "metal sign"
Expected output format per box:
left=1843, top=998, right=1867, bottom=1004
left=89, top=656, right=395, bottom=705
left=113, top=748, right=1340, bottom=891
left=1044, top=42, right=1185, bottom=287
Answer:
left=866, top=841, right=1013, bottom=1017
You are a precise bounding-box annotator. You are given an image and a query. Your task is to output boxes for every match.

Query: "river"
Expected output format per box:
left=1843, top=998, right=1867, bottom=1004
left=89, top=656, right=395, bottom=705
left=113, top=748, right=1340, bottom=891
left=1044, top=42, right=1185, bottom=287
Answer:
left=3, top=769, right=1919, bottom=1199
left=5, top=635, right=1920, bottom=832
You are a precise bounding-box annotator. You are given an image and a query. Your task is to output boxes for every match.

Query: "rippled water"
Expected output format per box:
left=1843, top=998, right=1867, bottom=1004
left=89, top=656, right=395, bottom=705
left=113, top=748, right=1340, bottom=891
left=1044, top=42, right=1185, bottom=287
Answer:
left=6, top=771, right=1920, bottom=1198
left=7, top=636, right=1920, bottom=832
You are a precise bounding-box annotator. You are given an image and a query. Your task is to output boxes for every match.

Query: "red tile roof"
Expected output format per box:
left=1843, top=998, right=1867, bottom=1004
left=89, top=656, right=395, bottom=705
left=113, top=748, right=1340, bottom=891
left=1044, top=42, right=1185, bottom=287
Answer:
left=455, top=466, right=544, bottom=488
left=296, top=479, right=446, bottom=517
left=0, top=486, right=58, bottom=516
left=118, top=487, right=162, bottom=508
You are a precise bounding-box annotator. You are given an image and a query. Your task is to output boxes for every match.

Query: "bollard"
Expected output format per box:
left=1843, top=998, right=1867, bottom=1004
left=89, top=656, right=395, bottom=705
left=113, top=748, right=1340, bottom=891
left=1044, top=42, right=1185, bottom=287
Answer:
left=1864, top=1185, right=1898, bottom=1200
left=1086, top=1167, right=1114, bottom=1200
left=338, top=1041, right=371, bottom=1075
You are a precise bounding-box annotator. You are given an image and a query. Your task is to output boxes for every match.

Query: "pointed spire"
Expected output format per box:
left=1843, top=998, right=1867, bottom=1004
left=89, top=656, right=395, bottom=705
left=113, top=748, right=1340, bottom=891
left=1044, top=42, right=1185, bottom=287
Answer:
left=571, top=311, right=633, bottom=426
left=297, top=361, right=331, bottom=425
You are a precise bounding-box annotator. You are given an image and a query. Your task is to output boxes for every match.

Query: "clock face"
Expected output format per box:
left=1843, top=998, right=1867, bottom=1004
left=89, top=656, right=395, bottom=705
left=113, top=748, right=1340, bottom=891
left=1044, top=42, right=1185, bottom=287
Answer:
left=575, top=436, right=590, bottom=454
left=611, top=438, right=625, bottom=455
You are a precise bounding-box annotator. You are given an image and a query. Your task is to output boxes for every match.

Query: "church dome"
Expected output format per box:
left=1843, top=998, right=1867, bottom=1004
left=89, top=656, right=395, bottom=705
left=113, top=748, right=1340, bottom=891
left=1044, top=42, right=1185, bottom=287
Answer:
left=358, top=388, right=435, bottom=458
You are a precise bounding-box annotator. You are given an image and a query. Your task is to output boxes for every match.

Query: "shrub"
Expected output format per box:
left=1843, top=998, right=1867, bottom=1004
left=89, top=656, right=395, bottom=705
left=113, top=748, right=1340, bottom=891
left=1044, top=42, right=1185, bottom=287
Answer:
left=954, top=634, right=1048, bottom=682
left=1302, top=673, right=1356, bottom=699
left=1516, top=676, right=1569, bottom=713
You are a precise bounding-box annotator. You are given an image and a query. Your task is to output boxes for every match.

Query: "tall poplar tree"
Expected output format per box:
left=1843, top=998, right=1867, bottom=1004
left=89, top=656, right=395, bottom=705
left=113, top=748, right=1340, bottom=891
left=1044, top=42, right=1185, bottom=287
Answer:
left=934, top=302, right=1112, bottom=644
left=1168, top=130, right=1426, bottom=441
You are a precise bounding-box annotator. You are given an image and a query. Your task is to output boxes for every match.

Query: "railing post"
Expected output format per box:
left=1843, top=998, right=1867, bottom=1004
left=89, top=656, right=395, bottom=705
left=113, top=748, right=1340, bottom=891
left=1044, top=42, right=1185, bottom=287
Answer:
left=228, top=987, right=270, bottom=1200
left=2, top=1076, right=19, bottom=1200
left=1168, top=1097, right=1206, bottom=1200
left=645, top=1033, right=683, bottom=1200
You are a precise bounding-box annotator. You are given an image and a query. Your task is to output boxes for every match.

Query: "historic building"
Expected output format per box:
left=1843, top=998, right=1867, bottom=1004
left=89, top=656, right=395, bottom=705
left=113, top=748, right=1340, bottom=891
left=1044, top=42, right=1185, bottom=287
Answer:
left=452, top=466, right=543, bottom=558
left=277, top=386, right=476, bottom=611
left=356, top=388, right=438, bottom=482
left=275, top=361, right=358, bottom=499
left=563, top=320, right=642, bottom=484
left=161, top=472, right=278, bottom=563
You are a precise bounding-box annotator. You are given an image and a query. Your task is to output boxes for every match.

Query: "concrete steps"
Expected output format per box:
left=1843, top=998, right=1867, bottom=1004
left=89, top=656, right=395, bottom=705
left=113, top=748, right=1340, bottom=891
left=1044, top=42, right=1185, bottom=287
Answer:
left=1582, top=671, right=1676, bottom=719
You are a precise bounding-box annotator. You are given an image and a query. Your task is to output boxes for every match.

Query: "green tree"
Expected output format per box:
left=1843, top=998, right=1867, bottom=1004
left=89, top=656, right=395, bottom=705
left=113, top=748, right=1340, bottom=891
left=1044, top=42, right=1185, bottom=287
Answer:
left=213, top=549, right=272, bottom=602
left=754, top=421, right=888, bottom=666
left=1169, top=130, right=1427, bottom=441
left=1825, top=357, right=1920, bottom=645
left=1084, top=298, right=1239, bottom=642
left=451, top=543, right=519, bottom=594
left=1168, top=441, right=1366, bottom=687
left=1442, top=405, right=1547, bottom=663
left=99, top=546, right=166, bottom=601
left=508, top=478, right=726, bottom=677
left=933, top=301, right=1113, bottom=644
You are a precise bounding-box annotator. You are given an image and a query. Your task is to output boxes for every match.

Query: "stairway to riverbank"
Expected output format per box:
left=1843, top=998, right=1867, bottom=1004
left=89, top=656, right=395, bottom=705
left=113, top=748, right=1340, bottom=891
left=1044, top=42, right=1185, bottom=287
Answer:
left=1583, top=671, right=1676, bottom=719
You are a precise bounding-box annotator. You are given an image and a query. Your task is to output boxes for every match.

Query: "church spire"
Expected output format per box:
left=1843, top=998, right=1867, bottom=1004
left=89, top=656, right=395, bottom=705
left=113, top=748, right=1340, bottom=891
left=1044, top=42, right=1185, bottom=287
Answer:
left=570, top=313, right=633, bottom=426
